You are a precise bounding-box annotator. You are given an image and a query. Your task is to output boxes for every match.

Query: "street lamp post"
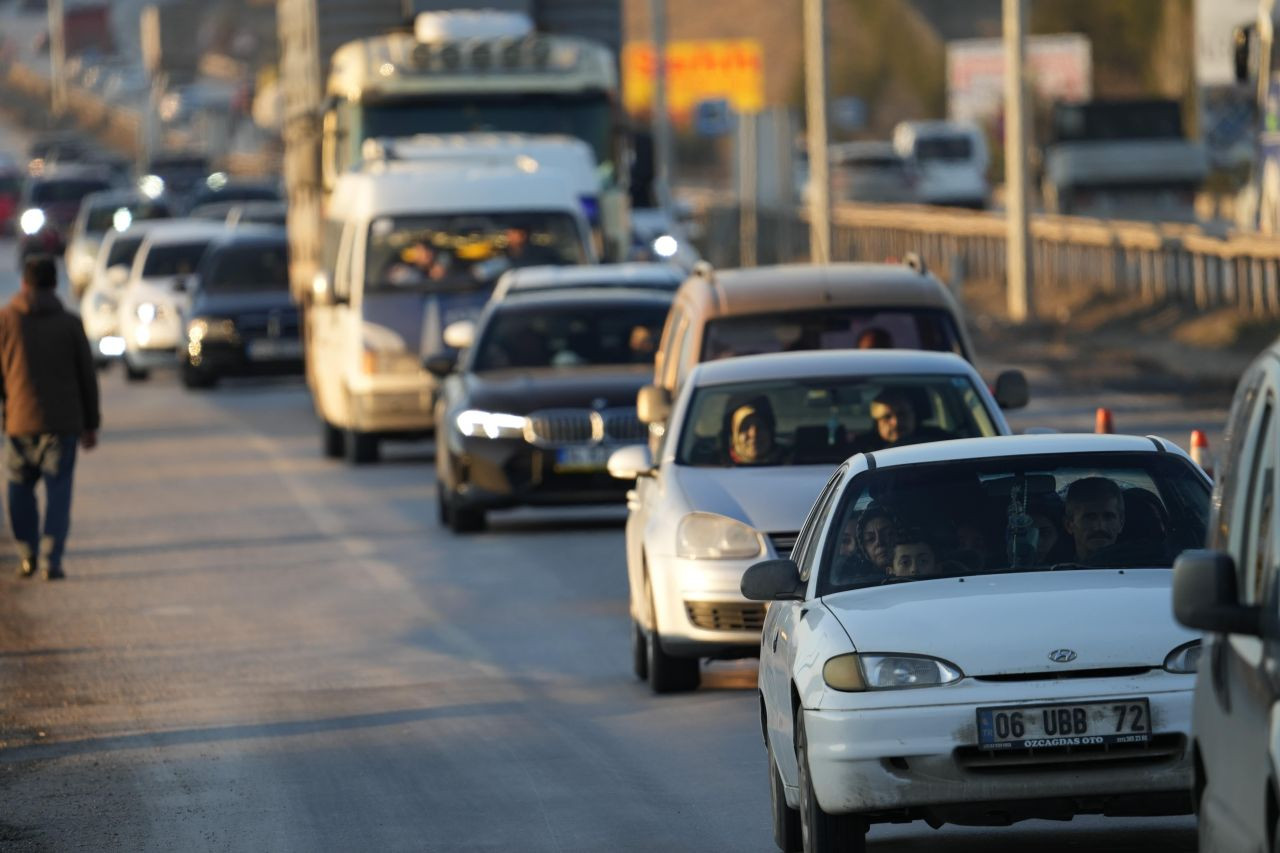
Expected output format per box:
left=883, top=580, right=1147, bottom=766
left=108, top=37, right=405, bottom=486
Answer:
left=1003, top=0, right=1033, bottom=322
left=803, top=0, right=831, bottom=264
left=47, top=0, right=67, bottom=117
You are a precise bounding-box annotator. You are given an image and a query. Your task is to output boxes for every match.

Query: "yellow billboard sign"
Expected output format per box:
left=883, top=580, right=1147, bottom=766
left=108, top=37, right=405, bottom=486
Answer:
left=623, top=39, right=765, bottom=121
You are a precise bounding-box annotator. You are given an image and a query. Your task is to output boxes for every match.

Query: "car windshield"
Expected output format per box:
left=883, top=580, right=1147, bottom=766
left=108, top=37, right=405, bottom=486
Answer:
left=914, top=135, right=974, bottom=162
left=366, top=212, right=587, bottom=295
left=85, top=201, right=168, bottom=233
left=31, top=179, right=111, bottom=204
left=141, top=241, right=212, bottom=277
left=472, top=302, right=669, bottom=371
left=201, top=244, right=289, bottom=293
left=677, top=375, right=999, bottom=468
left=702, top=308, right=966, bottom=361
left=819, top=452, right=1211, bottom=595
left=103, top=235, right=145, bottom=270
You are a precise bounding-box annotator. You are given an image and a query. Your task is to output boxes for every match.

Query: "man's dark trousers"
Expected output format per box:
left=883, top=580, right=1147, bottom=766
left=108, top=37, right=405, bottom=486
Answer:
left=7, top=434, right=78, bottom=572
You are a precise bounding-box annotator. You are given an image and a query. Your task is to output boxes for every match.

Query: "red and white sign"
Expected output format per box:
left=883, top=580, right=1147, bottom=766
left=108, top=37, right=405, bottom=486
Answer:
left=948, top=34, right=1092, bottom=122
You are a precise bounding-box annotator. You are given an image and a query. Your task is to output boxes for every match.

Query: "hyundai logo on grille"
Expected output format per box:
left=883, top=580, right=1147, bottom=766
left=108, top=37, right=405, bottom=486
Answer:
left=1048, top=649, right=1078, bottom=664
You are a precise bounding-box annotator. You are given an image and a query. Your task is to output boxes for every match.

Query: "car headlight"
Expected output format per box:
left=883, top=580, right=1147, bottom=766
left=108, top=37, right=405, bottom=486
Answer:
left=455, top=409, right=526, bottom=440
left=136, top=302, right=157, bottom=323
left=1163, top=640, right=1201, bottom=674
left=675, top=512, right=764, bottom=560
left=823, top=653, right=964, bottom=692
left=188, top=318, right=236, bottom=343
left=19, top=208, right=46, bottom=235
left=651, top=234, right=679, bottom=258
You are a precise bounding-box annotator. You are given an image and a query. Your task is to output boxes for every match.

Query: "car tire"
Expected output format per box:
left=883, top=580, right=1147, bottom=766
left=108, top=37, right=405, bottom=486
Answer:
left=796, top=713, right=866, bottom=853
left=770, top=738, right=802, bottom=852
left=321, top=421, right=344, bottom=459
left=645, top=577, right=700, bottom=694
left=180, top=363, right=217, bottom=390
left=123, top=359, right=149, bottom=382
left=344, top=430, right=379, bottom=465
left=631, top=618, right=649, bottom=681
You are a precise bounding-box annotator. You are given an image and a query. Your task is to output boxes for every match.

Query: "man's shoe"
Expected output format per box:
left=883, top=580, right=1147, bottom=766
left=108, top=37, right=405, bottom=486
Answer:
left=43, top=565, right=65, bottom=581
left=16, top=559, right=35, bottom=578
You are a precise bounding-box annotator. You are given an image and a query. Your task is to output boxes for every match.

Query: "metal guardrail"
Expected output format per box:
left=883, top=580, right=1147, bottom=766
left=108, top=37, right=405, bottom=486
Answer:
left=691, top=192, right=1280, bottom=317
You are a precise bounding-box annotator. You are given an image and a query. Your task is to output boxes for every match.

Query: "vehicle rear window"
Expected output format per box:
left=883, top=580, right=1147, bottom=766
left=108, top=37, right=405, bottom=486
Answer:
left=472, top=302, right=669, bottom=371
left=820, top=452, right=1211, bottom=595
left=31, top=179, right=111, bottom=204
left=677, top=375, right=998, bottom=468
left=701, top=308, right=966, bottom=362
left=141, top=241, right=212, bottom=277
left=202, top=244, right=289, bottom=293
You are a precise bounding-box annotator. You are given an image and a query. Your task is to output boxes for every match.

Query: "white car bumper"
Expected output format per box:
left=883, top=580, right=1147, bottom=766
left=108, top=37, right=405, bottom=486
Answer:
left=802, top=675, right=1193, bottom=819
left=650, top=553, right=768, bottom=655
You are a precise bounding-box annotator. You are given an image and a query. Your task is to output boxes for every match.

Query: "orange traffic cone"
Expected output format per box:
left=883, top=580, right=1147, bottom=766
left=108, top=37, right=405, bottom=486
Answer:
left=1095, top=407, right=1114, bottom=434
left=1190, top=430, right=1215, bottom=479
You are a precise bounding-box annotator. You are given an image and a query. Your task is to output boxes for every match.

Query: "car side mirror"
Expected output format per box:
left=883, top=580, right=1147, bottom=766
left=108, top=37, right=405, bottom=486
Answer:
left=423, top=353, right=457, bottom=378
left=636, top=384, right=672, bottom=425
left=741, top=558, right=805, bottom=602
left=443, top=319, right=476, bottom=351
left=106, top=264, right=129, bottom=287
left=994, top=369, right=1029, bottom=410
left=607, top=444, right=654, bottom=480
left=1173, top=550, right=1263, bottom=636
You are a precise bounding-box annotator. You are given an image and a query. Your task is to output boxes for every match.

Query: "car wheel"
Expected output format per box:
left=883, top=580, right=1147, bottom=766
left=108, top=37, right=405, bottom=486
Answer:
left=344, top=430, right=379, bottom=465
left=645, top=577, right=700, bottom=693
left=448, top=501, right=486, bottom=533
left=796, top=713, right=866, bottom=853
left=631, top=618, right=649, bottom=681
left=435, top=480, right=451, bottom=526
left=770, top=737, right=802, bottom=852
left=321, top=421, right=344, bottom=459
left=180, top=362, right=217, bottom=389
left=123, top=359, right=149, bottom=382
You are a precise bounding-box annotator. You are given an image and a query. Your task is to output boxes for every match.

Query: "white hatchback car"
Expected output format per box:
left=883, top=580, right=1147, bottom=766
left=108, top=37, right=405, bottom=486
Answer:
left=79, top=222, right=163, bottom=363
left=118, top=220, right=228, bottom=380
left=744, top=433, right=1211, bottom=852
left=608, top=349, right=1011, bottom=694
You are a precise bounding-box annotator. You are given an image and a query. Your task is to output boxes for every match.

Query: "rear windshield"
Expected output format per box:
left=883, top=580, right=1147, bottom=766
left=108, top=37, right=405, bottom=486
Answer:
left=701, top=308, right=966, bottom=362
left=677, top=375, right=999, bottom=468
left=202, top=244, right=289, bottom=293
left=141, top=241, right=212, bottom=277
left=820, top=453, right=1210, bottom=595
left=31, top=179, right=111, bottom=204
left=472, top=302, right=669, bottom=371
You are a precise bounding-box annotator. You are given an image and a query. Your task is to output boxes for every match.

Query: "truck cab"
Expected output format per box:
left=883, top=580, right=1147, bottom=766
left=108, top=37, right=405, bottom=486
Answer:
left=309, top=143, right=596, bottom=464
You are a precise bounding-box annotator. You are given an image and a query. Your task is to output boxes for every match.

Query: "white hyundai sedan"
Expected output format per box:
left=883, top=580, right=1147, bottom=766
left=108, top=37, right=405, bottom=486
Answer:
left=744, top=433, right=1211, bottom=852
left=607, top=349, right=1011, bottom=694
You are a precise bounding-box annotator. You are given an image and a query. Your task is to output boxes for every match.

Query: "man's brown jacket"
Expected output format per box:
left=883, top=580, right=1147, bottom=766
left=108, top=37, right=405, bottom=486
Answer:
left=0, top=290, right=100, bottom=437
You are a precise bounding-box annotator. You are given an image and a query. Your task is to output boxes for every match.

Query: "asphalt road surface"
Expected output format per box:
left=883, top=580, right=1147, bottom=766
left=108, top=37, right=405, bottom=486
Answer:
left=0, top=127, right=1221, bottom=852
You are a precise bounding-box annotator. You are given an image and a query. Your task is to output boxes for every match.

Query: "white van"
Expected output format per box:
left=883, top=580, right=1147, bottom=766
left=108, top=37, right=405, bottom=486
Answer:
left=892, top=120, right=989, bottom=209
left=309, top=143, right=596, bottom=464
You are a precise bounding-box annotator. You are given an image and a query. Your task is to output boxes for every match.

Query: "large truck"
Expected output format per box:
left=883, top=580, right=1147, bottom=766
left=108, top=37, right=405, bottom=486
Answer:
left=275, top=1, right=625, bottom=302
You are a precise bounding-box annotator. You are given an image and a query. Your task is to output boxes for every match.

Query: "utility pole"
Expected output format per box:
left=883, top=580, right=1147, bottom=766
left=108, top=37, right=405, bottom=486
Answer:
left=1003, top=0, right=1033, bottom=322
left=803, top=0, right=831, bottom=263
left=649, top=0, right=674, bottom=213
left=47, top=0, right=67, bottom=117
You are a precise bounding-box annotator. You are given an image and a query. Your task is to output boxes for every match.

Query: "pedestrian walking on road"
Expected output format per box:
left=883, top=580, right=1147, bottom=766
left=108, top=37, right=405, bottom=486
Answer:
left=0, top=256, right=100, bottom=580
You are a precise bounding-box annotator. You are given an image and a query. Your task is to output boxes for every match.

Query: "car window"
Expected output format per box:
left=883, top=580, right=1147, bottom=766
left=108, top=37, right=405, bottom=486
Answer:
left=85, top=200, right=168, bottom=233
left=472, top=303, right=670, bottom=371
left=676, top=375, right=999, bottom=468
left=817, top=452, right=1211, bottom=595
left=795, top=466, right=848, bottom=583
left=653, top=304, right=683, bottom=382
left=104, top=235, right=145, bottom=270
left=1240, top=395, right=1275, bottom=605
left=1213, top=367, right=1264, bottom=551
left=140, top=240, right=212, bottom=277
left=701, top=308, right=965, bottom=362
left=675, top=316, right=699, bottom=386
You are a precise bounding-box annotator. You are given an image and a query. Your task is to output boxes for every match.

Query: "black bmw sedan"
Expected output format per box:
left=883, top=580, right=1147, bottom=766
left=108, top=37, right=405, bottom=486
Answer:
left=430, top=286, right=673, bottom=532
left=181, top=227, right=301, bottom=389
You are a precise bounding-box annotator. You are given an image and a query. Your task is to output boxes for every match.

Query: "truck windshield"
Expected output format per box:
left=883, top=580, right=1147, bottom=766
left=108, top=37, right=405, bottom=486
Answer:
left=702, top=309, right=967, bottom=362
left=362, top=93, right=613, bottom=173
left=366, top=212, right=588, bottom=295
